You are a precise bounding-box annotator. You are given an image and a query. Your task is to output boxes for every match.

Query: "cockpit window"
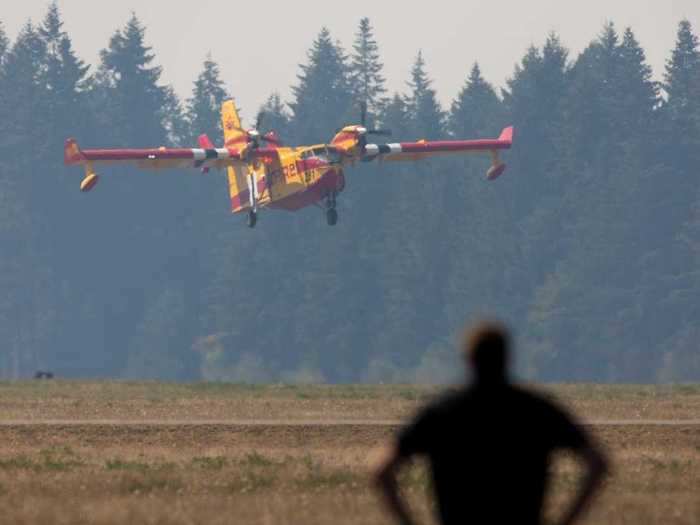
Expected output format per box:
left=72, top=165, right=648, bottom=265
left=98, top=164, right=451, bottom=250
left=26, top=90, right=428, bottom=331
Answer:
left=305, top=146, right=342, bottom=164
left=326, top=147, right=342, bottom=164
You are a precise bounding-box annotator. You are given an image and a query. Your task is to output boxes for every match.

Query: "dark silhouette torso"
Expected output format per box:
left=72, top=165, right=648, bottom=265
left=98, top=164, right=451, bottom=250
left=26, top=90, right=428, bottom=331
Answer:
left=398, top=384, right=587, bottom=525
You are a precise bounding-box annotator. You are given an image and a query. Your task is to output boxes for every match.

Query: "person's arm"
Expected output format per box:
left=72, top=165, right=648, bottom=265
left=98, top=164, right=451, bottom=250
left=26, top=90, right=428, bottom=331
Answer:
left=556, top=442, right=609, bottom=525
left=373, top=444, right=418, bottom=525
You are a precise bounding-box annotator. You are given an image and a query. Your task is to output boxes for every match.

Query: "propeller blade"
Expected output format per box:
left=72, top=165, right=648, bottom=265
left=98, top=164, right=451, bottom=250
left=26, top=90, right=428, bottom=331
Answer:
left=360, top=102, right=367, bottom=128
left=260, top=131, right=282, bottom=145
left=367, top=129, right=393, bottom=137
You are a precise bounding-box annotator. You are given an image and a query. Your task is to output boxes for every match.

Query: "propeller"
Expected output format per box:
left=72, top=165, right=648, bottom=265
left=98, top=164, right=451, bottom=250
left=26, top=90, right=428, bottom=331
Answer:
left=359, top=101, right=392, bottom=137
left=247, top=110, right=282, bottom=147
left=233, top=110, right=282, bottom=159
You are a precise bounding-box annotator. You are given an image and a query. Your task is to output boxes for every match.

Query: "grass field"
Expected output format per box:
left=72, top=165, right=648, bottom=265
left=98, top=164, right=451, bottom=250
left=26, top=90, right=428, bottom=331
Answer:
left=0, top=382, right=698, bottom=524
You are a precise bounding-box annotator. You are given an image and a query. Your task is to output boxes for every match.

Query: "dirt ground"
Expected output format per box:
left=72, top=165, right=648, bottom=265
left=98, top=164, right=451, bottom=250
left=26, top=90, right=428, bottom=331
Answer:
left=0, top=382, right=698, bottom=524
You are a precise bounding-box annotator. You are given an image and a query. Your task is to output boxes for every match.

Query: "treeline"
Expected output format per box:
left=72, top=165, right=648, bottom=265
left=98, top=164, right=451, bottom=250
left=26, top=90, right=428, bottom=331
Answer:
left=1, top=4, right=699, bottom=382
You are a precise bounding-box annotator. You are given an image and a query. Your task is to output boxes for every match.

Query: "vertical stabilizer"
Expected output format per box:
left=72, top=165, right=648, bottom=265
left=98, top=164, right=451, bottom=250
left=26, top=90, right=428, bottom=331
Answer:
left=221, top=100, right=247, bottom=148
left=221, top=100, right=251, bottom=213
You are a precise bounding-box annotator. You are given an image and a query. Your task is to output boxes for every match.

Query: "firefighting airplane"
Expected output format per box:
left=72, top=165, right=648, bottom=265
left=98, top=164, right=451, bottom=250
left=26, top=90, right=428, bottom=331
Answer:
left=64, top=100, right=514, bottom=228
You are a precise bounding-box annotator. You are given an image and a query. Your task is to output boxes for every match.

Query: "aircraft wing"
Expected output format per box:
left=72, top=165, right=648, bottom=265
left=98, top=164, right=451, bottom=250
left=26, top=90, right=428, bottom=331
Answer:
left=64, top=139, right=278, bottom=190
left=362, top=126, right=514, bottom=179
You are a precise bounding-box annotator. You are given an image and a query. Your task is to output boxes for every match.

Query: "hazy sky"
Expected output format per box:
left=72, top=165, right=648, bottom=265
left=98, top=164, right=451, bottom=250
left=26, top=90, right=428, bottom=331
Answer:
left=3, top=1, right=699, bottom=126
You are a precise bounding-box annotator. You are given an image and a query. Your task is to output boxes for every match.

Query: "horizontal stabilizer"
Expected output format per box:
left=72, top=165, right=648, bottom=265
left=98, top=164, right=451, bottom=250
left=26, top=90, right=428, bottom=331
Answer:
left=198, top=134, right=215, bottom=149
left=197, top=135, right=215, bottom=173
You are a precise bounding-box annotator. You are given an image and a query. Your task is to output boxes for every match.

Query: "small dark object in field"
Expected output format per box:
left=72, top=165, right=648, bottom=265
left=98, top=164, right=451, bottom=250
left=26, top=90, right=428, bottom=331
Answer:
left=34, top=371, right=54, bottom=379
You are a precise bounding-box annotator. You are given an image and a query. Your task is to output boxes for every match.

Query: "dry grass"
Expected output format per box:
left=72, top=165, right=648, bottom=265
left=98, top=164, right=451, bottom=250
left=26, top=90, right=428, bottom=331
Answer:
left=0, top=382, right=698, bottom=524
left=1, top=381, right=699, bottom=421
left=0, top=382, right=437, bottom=422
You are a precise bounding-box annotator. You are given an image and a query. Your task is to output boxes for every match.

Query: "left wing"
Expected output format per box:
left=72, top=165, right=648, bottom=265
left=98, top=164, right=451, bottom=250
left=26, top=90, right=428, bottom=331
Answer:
left=362, top=126, right=514, bottom=180
left=64, top=139, right=278, bottom=191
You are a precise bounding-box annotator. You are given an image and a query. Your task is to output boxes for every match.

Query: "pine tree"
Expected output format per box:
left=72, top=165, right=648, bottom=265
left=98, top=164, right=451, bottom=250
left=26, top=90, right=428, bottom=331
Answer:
left=664, top=20, right=700, bottom=117
left=96, top=14, right=170, bottom=146
left=379, top=93, right=411, bottom=137
left=290, top=28, right=352, bottom=143
left=349, top=18, right=386, bottom=119
left=449, top=63, right=504, bottom=138
left=500, top=33, right=568, bottom=235
left=0, top=23, right=47, bottom=180
left=258, top=92, right=291, bottom=143
left=563, top=23, right=622, bottom=171
left=616, top=28, right=658, bottom=133
left=406, top=51, right=444, bottom=138
left=0, top=21, right=8, bottom=63
left=87, top=14, right=198, bottom=378
left=0, top=23, right=51, bottom=378
left=369, top=59, right=447, bottom=371
left=0, top=23, right=47, bottom=147
left=652, top=21, right=700, bottom=381
left=38, top=3, right=91, bottom=142
left=163, top=86, right=191, bottom=145
left=662, top=20, right=700, bottom=167
left=187, top=55, right=230, bottom=144
left=443, top=68, right=521, bottom=375
left=524, top=24, right=667, bottom=381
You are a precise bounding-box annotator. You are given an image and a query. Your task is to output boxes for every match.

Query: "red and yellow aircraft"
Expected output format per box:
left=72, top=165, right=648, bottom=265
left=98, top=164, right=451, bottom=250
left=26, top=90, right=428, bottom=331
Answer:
left=64, top=100, right=514, bottom=227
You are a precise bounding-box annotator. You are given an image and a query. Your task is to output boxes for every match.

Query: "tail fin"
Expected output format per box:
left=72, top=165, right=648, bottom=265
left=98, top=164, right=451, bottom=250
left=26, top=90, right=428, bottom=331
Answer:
left=221, top=100, right=248, bottom=148
left=221, top=100, right=254, bottom=213
left=198, top=134, right=215, bottom=149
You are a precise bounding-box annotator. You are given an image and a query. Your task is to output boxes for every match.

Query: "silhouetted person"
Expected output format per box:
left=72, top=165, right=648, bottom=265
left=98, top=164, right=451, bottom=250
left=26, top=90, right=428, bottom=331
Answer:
left=374, top=322, right=608, bottom=525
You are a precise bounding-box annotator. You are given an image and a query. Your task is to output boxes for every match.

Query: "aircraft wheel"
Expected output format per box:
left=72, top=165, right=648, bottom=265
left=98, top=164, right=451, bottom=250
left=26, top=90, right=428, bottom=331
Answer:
left=326, top=208, right=338, bottom=226
left=247, top=211, right=257, bottom=228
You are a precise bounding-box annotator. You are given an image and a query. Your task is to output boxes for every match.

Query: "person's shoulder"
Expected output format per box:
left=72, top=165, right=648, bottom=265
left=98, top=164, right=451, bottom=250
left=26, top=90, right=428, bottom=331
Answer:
left=422, top=386, right=473, bottom=415
left=512, top=385, right=574, bottom=422
left=509, top=384, right=570, bottom=415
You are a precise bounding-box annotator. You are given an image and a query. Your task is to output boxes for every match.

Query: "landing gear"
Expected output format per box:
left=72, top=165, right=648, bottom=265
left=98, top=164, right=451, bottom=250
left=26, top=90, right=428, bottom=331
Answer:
left=325, top=192, right=338, bottom=226
left=326, top=208, right=338, bottom=226
left=247, top=210, right=257, bottom=228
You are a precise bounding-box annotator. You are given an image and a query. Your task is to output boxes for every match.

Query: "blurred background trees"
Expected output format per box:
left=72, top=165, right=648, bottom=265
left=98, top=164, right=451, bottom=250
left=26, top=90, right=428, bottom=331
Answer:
left=0, top=3, right=699, bottom=382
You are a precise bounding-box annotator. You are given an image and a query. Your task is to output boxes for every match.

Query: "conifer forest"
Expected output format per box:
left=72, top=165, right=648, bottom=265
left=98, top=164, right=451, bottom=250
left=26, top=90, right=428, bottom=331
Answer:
left=1, top=5, right=699, bottom=383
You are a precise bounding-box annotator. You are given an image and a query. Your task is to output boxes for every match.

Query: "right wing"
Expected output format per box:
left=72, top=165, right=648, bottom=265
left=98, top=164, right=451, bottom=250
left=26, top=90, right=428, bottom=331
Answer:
left=363, top=126, right=514, bottom=180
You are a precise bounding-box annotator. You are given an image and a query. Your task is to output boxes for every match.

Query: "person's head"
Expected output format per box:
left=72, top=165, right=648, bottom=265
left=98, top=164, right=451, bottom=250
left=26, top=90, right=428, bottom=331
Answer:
left=462, top=321, right=511, bottom=384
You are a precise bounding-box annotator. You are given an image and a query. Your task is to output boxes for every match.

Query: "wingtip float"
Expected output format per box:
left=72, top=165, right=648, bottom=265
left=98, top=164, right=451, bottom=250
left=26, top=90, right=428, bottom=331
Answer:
left=64, top=100, right=514, bottom=227
left=65, top=138, right=99, bottom=192
left=485, top=127, right=514, bottom=181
